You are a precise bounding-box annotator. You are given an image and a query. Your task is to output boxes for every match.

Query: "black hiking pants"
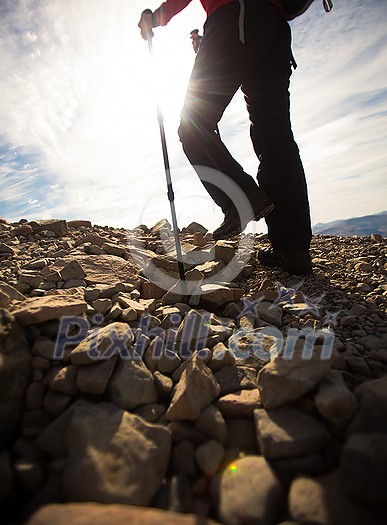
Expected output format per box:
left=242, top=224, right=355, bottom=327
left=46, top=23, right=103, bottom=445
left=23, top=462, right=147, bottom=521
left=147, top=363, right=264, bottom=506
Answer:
left=178, top=0, right=312, bottom=250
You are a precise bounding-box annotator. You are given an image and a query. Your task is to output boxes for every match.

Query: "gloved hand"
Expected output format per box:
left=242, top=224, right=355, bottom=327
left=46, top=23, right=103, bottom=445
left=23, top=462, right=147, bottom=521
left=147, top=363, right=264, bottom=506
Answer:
left=138, top=9, right=154, bottom=40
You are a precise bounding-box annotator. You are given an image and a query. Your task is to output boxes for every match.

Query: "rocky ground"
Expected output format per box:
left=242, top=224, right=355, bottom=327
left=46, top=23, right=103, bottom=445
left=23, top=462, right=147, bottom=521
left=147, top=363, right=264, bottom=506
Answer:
left=0, top=217, right=386, bottom=525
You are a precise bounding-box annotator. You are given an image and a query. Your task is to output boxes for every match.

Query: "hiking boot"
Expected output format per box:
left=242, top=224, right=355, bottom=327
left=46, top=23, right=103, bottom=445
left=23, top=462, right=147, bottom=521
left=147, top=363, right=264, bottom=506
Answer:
left=213, top=189, right=274, bottom=241
left=213, top=206, right=243, bottom=240
left=258, top=248, right=312, bottom=275
left=252, top=188, right=274, bottom=220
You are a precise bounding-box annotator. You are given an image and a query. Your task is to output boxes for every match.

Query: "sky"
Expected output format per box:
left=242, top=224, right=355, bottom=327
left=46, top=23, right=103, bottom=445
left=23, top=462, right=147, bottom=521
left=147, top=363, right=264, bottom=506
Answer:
left=0, top=0, right=386, bottom=233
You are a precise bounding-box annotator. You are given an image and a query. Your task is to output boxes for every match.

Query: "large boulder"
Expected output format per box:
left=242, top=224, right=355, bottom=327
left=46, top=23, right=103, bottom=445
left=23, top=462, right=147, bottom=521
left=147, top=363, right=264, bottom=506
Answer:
left=62, top=401, right=171, bottom=506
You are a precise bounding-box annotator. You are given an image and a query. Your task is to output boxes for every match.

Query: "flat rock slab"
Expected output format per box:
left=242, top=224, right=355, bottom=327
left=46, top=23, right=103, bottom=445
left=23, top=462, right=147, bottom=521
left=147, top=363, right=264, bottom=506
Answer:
left=48, top=254, right=140, bottom=286
left=254, top=407, right=329, bottom=459
left=26, top=502, right=218, bottom=525
left=10, top=295, right=87, bottom=326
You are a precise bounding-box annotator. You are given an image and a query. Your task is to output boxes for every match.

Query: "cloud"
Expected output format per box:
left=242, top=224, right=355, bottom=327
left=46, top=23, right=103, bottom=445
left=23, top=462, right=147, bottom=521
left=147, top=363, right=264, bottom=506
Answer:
left=0, top=0, right=386, bottom=229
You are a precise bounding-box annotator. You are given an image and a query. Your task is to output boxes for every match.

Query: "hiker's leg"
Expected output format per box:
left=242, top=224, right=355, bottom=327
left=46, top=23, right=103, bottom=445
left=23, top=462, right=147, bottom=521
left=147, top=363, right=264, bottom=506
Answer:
left=178, top=3, right=260, bottom=213
left=241, top=3, right=312, bottom=249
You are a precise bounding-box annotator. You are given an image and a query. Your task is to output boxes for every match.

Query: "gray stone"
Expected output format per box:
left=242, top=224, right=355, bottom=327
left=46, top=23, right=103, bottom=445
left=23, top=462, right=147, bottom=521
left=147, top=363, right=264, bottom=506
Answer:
left=166, top=354, right=221, bottom=421
left=62, top=402, right=171, bottom=506
left=315, top=371, right=358, bottom=426
left=109, top=357, right=158, bottom=410
left=254, top=407, right=329, bottom=459
left=211, top=456, right=285, bottom=525
left=257, top=301, right=283, bottom=326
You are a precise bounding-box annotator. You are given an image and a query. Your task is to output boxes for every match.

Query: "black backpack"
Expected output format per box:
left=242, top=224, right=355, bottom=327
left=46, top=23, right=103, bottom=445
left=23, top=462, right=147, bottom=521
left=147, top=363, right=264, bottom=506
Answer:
left=279, top=0, right=333, bottom=20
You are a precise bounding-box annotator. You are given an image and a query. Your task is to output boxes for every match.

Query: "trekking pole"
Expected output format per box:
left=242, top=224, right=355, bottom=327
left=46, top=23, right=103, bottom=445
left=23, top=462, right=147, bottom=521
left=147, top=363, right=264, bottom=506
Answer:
left=142, top=12, right=186, bottom=292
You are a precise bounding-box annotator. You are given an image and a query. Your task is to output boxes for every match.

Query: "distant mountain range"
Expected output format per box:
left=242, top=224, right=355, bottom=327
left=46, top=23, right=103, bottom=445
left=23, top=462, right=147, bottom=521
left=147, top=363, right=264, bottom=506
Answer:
left=313, top=212, right=387, bottom=237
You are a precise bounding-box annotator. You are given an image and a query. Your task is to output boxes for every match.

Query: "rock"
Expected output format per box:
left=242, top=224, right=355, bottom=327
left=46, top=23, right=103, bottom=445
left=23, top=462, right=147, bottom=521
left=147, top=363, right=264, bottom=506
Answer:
left=354, top=261, right=373, bottom=272
left=30, top=219, right=68, bottom=237
left=347, top=376, right=387, bottom=435
left=195, top=440, right=224, bottom=476
left=151, top=218, right=172, bottom=237
left=35, top=400, right=88, bottom=457
left=195, top=404, right=228, bottom=444
left=211, top=456, right=285, bottom=525
left=288, top=470, right=385, bottom=525
left=109, top=358, right=158, bottom=410
left=67, top=220, right=92, bottom=229
left=48, top=254, right=139, bottom=286
left=70, top=322, right=133, bottom=364
left=101, top=242, right=125, bottom=257
left=214, top=365, right=257, bottom=395
left=0, top=291, right=10, bottom=308
left=215, top=241, right=235, bottom=264
left=257, top=302, right=283, bottom=326
left=48, top=365, right=78, bottom=396
left=166, top=354, right=221, bottom=421
left=356, top=334, right=385, bottom=351
left=25, top=502, right=218, bottom=525
left=217, top=389, right=262, bottom=418
left=76, top=357, right=117, bottom=395
left=208, top=342, right=236, bottom=372
left=62, top=402, right=171, bottom=505
left=182, top=222, right=208, bottom=235
left=254, top=407, right=329, bottom=459
left=0, top=451, right=14, bottom=501
left=199, top=284, right=244, bottom=310
left=154, top=371, right=173, bottom=397
left=340, top=433, right=387, bottom=509
left=0, top=310, right=31, bottom=448
left=0, top=242, right=15, bottom=255
left=314, top=371, right=358, bottom=426
left=43, top=390, right=72, bottom=417
left=0, top=282, right=26, bottom=303
left=60, top=260, right=86, bottom=281
left=257, top=344, right=331, bottom=409
left=134, top=403, right=166, bottom=423
left=370, top=233, right=383, bottom=241
left=11, top=295, right=87, bottom=326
